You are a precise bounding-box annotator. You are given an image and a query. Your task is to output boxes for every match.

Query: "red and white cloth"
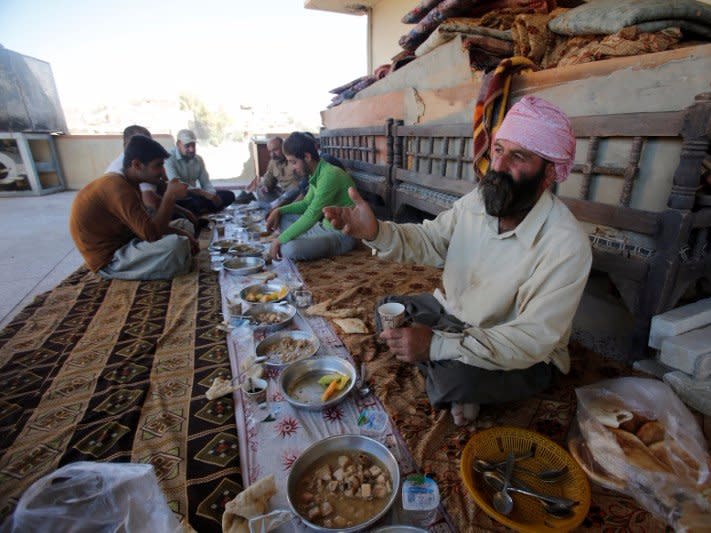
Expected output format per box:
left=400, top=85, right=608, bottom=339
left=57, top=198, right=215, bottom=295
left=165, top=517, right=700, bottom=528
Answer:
left=494, top=94, right=576, bottom=182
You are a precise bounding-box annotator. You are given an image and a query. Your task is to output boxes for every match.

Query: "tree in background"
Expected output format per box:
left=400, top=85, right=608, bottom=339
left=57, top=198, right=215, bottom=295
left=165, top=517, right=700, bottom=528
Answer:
left=178, top=93, right=233, bottom=146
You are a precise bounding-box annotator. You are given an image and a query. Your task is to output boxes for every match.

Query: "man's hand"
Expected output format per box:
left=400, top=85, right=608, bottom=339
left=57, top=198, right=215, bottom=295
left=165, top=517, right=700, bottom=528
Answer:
left=165, top=179, right=189, bottom=201
left=380, top=324, right=433, bottom=364
left=269, top=239, right=282, bottom=260
left=323, top=187, right=378, bottom=241
left=246, top=176, right=259, bottom=193
left=266, top=209, right=281, bottom=232
left=173, top=228, right=200, bottom=255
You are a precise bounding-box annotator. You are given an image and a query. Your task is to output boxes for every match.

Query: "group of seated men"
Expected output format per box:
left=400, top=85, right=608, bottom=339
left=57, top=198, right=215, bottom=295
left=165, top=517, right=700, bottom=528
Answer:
left=69, top=96, right=592, bottom=425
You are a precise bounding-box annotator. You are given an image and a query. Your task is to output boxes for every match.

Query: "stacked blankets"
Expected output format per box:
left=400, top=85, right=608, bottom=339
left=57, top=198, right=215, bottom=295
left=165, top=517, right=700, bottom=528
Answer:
left=403, top=0, right=710, bottom=71
left=327, top=64, right=392, bottom=108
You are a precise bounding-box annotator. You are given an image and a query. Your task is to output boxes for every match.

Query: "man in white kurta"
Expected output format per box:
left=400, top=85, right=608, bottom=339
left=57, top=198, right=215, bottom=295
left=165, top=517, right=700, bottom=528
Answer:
left=324, top=96, right=592, bottom=426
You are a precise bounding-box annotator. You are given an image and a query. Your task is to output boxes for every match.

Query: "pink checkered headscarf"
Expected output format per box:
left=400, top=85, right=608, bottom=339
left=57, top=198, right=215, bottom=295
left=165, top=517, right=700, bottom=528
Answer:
left=494, top=95, right=576, bottom=183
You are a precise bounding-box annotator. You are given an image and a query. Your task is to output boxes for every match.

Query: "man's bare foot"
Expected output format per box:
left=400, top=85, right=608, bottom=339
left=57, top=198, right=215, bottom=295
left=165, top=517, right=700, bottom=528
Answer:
left=451, top=402, right=480, bottom=426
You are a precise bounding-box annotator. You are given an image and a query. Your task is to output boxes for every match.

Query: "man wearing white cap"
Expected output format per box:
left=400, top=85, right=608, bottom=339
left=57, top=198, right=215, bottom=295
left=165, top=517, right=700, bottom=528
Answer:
left=165, top=129, right=235, bottom=214
left=324, top=96, right=592, bottom=426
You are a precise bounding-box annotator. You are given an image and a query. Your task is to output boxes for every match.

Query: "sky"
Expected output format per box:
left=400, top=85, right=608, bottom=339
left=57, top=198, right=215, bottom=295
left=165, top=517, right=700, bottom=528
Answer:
left=1, top=0, right=368, bottom=127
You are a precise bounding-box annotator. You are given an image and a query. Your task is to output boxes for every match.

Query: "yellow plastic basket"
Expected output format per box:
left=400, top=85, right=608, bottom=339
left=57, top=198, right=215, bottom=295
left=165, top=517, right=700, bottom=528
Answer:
left=460, top=427, right=591, bottom=532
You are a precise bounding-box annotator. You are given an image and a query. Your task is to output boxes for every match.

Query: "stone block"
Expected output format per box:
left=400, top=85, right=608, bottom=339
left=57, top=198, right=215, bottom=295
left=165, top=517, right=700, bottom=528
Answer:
left=663, top=371, right=711, bottom=416
left=632, top=358, right=674, bottom=379
left=649, top=297, right=711, bottom=349
left=659, top=325, right=711, bottom=375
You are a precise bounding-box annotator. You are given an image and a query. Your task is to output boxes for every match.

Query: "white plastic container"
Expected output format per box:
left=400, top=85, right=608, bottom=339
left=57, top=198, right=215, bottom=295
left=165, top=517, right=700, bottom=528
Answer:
left=401, top=474, right=440, bottom=527
left=357, top=408, right=388, bottom=440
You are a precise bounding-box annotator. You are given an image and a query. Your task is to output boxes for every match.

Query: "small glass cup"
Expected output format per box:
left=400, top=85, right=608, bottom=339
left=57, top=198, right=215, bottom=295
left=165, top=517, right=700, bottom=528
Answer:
left=215, top=223, right=226, bottom=238
left=292, top=289, right=312, bottom=308
left=209, top=253, right=225, bottom=272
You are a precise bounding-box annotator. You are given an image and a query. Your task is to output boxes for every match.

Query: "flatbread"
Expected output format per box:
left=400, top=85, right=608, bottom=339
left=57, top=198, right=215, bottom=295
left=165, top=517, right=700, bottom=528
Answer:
left=609, top=428, right=671, bottom=473
left=648, top=440, right=702, bottom=474
left=222, top=475, right=277, bottom=533
left=587, top=404, right=634, bottom=428
left=206, top=377, right=234, bottom=401
left=249, top=271, right=277, bottom=282
left=636, top=421, right=665, bottom=446
left=305, top=300, right=332, bottom=316
left=333, top=318, right=368, bottom=334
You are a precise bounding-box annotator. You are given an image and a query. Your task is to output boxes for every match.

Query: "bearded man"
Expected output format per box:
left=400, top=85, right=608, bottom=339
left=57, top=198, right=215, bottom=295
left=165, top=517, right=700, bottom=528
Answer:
left=323, top=96, right=592, bottom=426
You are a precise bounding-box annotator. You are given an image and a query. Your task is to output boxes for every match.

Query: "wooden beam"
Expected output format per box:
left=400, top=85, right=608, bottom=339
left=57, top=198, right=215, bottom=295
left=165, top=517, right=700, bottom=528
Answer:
left=559, top=196, right=660, bottom=235
left=394, top=168, right=475, bottom=196
left=570, top=112, right=684, bottom=138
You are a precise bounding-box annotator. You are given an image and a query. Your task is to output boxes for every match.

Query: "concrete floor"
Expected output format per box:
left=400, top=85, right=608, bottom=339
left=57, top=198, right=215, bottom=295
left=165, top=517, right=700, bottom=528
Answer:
left=0, top=191, right=84, bottom=329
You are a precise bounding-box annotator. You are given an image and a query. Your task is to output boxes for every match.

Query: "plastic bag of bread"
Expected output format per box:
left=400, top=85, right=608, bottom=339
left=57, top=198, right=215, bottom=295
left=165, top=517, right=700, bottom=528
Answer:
left=571, top=377, right=711, bottom=531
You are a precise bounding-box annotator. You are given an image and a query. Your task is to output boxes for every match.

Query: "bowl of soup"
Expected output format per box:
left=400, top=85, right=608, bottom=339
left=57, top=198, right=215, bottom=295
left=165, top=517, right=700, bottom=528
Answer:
left=287, top=435, right=400, bottom=532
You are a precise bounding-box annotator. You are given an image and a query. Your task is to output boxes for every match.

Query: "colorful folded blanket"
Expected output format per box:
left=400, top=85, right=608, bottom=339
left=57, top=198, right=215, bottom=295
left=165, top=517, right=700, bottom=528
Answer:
left=415, top=17, right=513, bottom=57
left=473, top=56, right=536, bottom=178
left=399, top=0, right=551, bottom=52
left=552, top=26, right=683, bottom=68
left=402, top=0, right=446, bottom=24
left=548, top=0, right=711, bottom=36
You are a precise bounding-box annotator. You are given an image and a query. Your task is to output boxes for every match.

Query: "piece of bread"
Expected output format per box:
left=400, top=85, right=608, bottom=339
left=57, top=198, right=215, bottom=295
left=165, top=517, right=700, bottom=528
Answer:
left=249, top=271, right=277, bottom=282
left=648, top=440, right=702, bottom=475
left=222, top=475, right=277, bottom=533
left=618, top=412, right=650, bottom=434
left=609, top=428, right=672, bottom=473
left=636, top=421, right=665, bottom=446
left=333, top=318, right=368, bottom=334
left=206, top=377, right=233, bottom=401
left=587, top=404, right=634, bottom=428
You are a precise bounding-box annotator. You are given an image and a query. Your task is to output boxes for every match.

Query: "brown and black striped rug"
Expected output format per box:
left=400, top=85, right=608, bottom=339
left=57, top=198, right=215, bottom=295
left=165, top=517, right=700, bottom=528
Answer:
left=0, top=256, right=240, bottom=531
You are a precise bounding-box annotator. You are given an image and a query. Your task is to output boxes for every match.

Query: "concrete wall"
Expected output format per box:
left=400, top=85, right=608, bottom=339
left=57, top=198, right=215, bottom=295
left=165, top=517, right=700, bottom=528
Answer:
left=370, top=0, right=415, bottom=71
left=56, top=134, right=174, bottom=190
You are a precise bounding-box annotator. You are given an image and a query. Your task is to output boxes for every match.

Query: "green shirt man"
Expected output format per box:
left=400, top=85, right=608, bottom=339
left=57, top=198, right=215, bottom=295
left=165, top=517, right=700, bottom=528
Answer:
left=266, top=133, right=356, bottom=261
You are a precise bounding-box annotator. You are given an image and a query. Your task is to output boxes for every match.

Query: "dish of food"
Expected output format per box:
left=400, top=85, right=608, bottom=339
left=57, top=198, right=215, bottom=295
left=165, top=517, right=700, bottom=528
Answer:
left=222, top=257, right=265, bottom=275
left=240, top=283, right=289, bottom=303
left=209, top=239, right=240, bottom=253
left=228, top=243, right=265, bottom=257
left=294, top=451, right=393, bottom=529
left=287, top=435, right=400, bottom=532
left=279, top=356, right=356, bottom=410
left=244, top=303, right=296, bottom=332
left=207, top=213, right=233, bottom=223
left=256, top=331, right=320, bottom=366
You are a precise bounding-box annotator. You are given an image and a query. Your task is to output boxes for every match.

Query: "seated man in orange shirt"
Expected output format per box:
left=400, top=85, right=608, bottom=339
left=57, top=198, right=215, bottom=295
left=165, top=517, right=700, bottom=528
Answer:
left=70, top=135, right=199, bottom=280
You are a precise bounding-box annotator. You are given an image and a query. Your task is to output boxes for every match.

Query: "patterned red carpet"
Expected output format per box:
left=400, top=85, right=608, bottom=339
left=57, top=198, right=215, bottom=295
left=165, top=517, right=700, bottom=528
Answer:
left=298, top=247, right=670, bottom=531
left=0, top=244, right=688, bottom=531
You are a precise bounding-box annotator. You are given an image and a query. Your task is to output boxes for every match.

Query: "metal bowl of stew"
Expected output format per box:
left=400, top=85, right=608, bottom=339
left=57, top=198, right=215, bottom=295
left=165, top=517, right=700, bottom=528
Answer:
left=286, top=434, right=400, bottom=532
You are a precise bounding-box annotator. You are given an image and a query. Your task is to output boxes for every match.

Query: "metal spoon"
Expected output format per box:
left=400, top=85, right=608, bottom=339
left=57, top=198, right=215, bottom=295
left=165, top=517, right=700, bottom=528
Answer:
left=483, top=470, right=579, bottom=513
left=473, top=458, right=569, bottom=483
left=492, top=452, right=515, bottom=515
left=358, top=363, right=371, bottom=397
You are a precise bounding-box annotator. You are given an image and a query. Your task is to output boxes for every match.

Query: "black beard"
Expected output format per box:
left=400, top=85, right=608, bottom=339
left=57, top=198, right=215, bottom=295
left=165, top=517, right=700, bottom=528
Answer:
left=480, top=167, right=545, bottom=218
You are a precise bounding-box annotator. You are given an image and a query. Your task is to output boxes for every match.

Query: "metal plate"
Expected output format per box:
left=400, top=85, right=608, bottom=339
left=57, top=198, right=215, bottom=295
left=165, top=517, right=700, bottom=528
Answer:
left=286, top=435, right=400, bottom=533
left=207, top=213, right=233, bottom=223
left=210, top=239, right=241, bottom=253
left=255, top=330, right=320, bottom=367
left=244, top=302, right=296, bottom=332
left=240, top=283, right=289, bottom=304
left=228, top=243, right=266, bottom=257
left=279, top=356, right=356, bottom=410
left=222, top=256, right=265, bottom=275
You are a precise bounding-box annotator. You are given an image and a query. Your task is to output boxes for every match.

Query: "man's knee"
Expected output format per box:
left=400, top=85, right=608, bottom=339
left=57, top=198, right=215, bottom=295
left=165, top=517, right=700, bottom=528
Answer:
left=280, top=240, right=304, bottom=260
left=218, top=190, right=235, bottom=207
